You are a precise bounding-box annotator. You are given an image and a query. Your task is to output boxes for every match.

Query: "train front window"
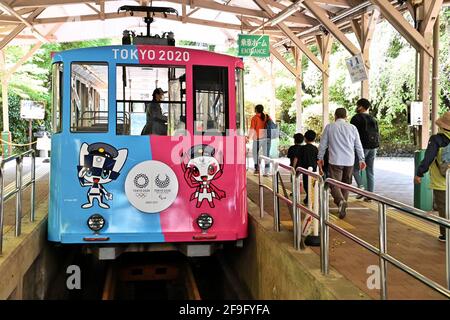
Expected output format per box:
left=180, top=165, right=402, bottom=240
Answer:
left=193, top=66, right=228, bottom=135
left=116, top=65, right=186, bottom=136
left=70, top=63, right=108, bottom=132
left=52, top=63, right=63, bottom=133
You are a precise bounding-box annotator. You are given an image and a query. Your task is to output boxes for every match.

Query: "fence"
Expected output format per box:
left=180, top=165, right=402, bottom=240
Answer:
left=258, top=155, right=450, bottom=299
left=0, top=150, right=36, bottom=254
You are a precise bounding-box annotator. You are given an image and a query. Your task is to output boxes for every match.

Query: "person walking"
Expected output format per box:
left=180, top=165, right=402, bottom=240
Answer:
left=298, top=130, right=319, bottom=206
left=351, top=98, right=380, bottom=201
left=318, top=108, right=366, bottom=219
left=248, top=104, right=270, bottom=174
left=414, top=112, right=450, bottom=243
left=287, top=133, right=304, bottom=168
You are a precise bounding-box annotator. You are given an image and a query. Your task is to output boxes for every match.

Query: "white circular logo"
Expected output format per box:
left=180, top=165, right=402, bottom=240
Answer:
left=125, top=160, right=179, bottom=213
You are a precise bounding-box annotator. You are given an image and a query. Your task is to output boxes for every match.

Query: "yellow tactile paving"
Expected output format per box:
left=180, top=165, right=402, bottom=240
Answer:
left=349, top=196, right=440, bottom=237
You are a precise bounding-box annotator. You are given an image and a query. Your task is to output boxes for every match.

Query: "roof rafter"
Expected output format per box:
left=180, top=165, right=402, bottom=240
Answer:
left=253, top=0, right=325, bottom=73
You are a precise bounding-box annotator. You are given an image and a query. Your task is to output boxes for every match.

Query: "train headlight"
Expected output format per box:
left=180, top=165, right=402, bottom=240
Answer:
left=87, top=214, right=105, bottom=232
left=197, top=213, right=213, bottom=231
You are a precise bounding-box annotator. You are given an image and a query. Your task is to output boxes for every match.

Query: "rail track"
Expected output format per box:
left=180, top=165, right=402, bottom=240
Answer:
left=102, top=254, right=201, bottom=300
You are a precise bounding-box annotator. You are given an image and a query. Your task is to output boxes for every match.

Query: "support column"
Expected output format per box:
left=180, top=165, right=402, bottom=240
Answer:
left=294, top=47, right=302, bottom=132
left=269, top=56, right=276, bottom=121
left=1, top=50, right=9, bottom=132
left=1, top=49, right=11, bottom=156
left=431, top=15, right=440, bottom=135
left=317, top=35, right=332, bottom=129
left=419, top=46, right=431, bottom=148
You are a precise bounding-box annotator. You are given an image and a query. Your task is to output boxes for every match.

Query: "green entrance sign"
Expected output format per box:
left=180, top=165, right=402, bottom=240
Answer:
left=238, top=34, right=270, bottom=57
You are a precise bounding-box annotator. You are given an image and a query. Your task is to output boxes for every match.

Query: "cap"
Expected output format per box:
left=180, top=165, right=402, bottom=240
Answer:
left=153, top=88, right=168, bottom=96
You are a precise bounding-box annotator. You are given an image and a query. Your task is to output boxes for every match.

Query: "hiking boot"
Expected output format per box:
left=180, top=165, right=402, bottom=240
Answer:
left=338, top=200, right=347, bottom=219
left=439, top=235, right=446, bottom=243
left=253, top=169, right=260, bottom=175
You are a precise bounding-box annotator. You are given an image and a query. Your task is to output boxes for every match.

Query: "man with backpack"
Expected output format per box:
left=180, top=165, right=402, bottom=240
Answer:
left=351, top=98, right=380, bottom=201
left=414, top=112, right=450, bottom=243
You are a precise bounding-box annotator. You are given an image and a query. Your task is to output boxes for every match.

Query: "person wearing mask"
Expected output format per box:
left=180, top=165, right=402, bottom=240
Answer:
left=351, top=98, right=380, bottom=201
left=318, top=108, right=366, bottom=219
left=141, top=88, right=168, bottom=135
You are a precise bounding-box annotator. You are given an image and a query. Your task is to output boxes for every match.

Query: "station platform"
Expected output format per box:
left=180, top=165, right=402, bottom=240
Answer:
left=1, top=156, right=447, bottom=299
left=245, top=171, right=447, bottom=300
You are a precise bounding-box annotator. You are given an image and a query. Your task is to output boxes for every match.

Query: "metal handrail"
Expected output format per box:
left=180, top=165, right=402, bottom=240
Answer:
left=0, top=149, right=36, bottom=255
left=323, top=177, right=450, bottom=299
left=258, top=155, right=322, bottom=250
left=256, top=155, right=450, bottom=299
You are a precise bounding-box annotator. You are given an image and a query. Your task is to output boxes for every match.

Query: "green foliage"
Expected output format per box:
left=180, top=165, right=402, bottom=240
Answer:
left=0, top=39, right=113, bottom=155
left=386, top=35, right=404, bottom=59
left=275, top=85, right=296, bottom=123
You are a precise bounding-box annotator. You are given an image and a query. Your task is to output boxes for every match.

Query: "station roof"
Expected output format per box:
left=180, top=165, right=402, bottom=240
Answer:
left=0, top=1, right=448, bottom=57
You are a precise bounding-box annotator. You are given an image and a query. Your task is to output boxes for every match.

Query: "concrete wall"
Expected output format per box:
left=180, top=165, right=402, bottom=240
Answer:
left=0, top=200, right=69, bottom=300
left=224, top=200, right=370, bottom=300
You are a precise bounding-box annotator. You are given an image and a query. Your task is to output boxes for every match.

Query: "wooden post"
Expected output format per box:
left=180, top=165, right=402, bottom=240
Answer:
left=317, top=35, right=333, bottom=129
left=294, top=47, right=302, bottom=132
left=419, top=46, right=432, bottom=149
left=431, top=15, right=440, bottom=135
left=269, top=56, right=276, bottom=121
left=1, top=50, right=8, bottom=133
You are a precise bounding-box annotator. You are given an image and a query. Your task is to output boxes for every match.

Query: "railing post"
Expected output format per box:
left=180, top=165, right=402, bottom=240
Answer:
left=272, top=161, right=280, bottom=232
left=0, top=165, right=4, bottom=255
left=292, top=170, right=299, bottom=250
left=259, top=156, right=264, bottom=219
left=446, top=169, right=450, bottom=290
left=30, top=151, right=36, bottom=222
left=378, top=202, right=388, bottom=300
left=321, top=185, right=330, bottom=275
left=15, top=156, right=23, bottom=237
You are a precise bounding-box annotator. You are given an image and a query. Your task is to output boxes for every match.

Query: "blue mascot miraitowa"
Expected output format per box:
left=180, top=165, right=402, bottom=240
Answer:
left=77, top=142, right=128, bottom=209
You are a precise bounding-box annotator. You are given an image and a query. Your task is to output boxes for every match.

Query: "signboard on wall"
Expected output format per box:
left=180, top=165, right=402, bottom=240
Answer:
left=238, top=34, right=270, bottom=57
left=410, top=101, right=423, bottom=126
left=20, top=100, right=45, bottom=120
left=345, top=53, right=368, bottom=83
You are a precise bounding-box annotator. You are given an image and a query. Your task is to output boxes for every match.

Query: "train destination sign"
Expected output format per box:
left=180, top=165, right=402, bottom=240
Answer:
left=238, top=34, right=270, bottom=58
left=112, top=48, right=190, bottom=62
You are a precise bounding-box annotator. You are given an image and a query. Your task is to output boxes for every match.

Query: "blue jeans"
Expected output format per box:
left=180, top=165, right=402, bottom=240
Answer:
left=353, top=148, right=377, bottom=192
left=253, top=139, right=270, bottom=170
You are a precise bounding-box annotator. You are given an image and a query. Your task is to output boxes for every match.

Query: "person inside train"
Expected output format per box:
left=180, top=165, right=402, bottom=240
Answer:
left=141, top=88, right=168, bottom=135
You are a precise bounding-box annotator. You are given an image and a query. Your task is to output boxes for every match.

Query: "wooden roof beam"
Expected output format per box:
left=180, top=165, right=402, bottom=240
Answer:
left=0, top=7, right=45, bottom=50
left=270, top=45, right=298, bottom=77
left=253, top=0, right=325, bottom=73
left=420, top=0, right=444, bottom=35
left=250, top=0, right=305, bottom=34
left=303, top=0, right=360, bottom=56
left=369, top=0, right=433, bottom=57
left=0, top=1, right=48, bottom=43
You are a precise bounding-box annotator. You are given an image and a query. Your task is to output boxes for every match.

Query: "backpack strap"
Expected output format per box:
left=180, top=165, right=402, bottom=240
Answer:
left=434, top=133, right=450, bottom=168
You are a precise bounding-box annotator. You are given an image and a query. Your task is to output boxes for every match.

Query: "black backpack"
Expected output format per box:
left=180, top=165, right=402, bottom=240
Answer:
left=361, top=114, right=380, bottom=149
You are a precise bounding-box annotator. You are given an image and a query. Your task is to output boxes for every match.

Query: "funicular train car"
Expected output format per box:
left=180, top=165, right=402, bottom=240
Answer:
left=48, top=6, right=247, bottom=258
